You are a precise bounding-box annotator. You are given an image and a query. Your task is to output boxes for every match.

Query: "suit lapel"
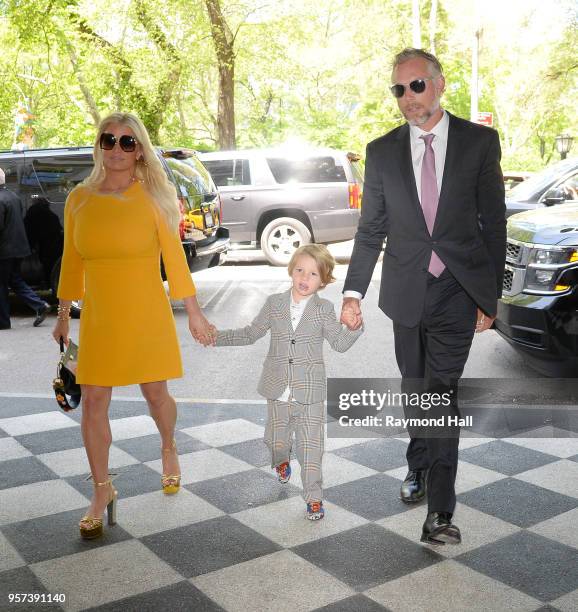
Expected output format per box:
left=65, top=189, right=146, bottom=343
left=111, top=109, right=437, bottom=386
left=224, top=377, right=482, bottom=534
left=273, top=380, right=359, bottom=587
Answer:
left=395, top=125, right=428, bottom=233
left=434, top=112, right=464, bottom=234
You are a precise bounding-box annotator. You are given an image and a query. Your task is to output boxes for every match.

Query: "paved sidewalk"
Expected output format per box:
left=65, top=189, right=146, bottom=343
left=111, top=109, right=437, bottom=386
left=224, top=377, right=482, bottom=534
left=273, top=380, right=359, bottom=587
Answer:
left=1, top=396, right=577, bottom=611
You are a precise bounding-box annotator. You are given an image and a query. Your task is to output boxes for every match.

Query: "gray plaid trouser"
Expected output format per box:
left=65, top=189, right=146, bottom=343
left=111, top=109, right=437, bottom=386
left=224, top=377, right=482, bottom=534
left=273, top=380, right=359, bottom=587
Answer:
left=265, top=399, right=325, bottom=503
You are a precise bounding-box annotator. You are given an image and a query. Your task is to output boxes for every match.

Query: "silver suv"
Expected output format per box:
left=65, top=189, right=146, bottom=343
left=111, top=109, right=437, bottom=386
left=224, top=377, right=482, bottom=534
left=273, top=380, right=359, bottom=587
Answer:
left=199, top=147, right=363, bottom=265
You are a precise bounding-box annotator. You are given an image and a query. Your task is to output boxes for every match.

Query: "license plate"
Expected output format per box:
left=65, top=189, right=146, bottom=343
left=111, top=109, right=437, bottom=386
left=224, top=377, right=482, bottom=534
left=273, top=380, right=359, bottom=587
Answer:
left=205, top=212, right=214, bottom=227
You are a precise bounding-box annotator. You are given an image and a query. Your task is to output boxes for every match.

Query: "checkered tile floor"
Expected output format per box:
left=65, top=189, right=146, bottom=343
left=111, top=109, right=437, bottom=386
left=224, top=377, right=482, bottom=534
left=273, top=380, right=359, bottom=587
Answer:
left=1, top=396, right=577, bottom=612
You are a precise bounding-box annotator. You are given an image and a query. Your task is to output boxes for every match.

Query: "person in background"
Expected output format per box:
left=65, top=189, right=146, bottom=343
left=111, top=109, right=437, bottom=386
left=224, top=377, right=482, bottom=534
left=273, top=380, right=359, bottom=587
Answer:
left=0, top=167, right=50, bottom=330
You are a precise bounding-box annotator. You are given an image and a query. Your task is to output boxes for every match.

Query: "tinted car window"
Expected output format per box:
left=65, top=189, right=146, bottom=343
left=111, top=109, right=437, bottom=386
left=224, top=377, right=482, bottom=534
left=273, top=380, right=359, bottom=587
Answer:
left=0, top=157, right=23, bottom=191
left=165, top=156, right=215, bottom=208
left=508, top=159, right=578, bottom=201
left=29, top=156, right=92, bottom=203
left=203, top=159, right=251, bottom=187
left=266, top=156, right=346, bottom=184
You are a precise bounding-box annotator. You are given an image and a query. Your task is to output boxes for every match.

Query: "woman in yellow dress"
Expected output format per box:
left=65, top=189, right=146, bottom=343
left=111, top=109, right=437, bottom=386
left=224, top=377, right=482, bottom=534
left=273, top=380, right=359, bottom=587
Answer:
left=52, top=112, right=215, bottom=540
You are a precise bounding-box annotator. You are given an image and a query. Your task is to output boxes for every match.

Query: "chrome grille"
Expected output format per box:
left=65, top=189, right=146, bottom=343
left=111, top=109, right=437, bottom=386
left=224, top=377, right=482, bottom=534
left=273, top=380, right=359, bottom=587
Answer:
left=506, top=241, right=522, bottom=263
left=503, top=268, right=513, bottom=292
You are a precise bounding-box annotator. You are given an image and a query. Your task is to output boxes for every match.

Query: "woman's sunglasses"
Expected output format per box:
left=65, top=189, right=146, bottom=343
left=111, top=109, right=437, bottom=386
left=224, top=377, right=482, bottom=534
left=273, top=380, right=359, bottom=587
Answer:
left=99, top=133, right=138, bottom=152
left=390, top=77, right=434, bottom=98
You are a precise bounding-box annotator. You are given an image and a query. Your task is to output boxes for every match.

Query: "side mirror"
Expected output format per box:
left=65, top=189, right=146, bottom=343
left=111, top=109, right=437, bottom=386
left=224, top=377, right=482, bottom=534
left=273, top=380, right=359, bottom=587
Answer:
left=543, top=188, right=565, bottom=206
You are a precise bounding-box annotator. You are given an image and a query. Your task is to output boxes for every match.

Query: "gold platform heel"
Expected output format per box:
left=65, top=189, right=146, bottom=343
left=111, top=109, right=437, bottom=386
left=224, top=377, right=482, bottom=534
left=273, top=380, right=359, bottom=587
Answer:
left=161, top=438, right=181, bottom=495
left=79, top=479, right=118, bottom=540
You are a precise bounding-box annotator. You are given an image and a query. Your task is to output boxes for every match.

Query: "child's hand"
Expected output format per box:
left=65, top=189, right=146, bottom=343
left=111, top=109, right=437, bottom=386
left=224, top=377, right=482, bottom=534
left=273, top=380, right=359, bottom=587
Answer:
left=208, top=324, right=218, bottom=346
left=341, top=309, right=361, bottom=330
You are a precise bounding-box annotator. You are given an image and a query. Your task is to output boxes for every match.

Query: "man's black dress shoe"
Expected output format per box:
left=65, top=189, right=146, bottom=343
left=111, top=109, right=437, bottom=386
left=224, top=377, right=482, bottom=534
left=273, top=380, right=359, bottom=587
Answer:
left=33, top=302, right=50, bottom=327
left=400, top=469, right=426, bottom=503
left=421, top=512, right=461, bottom=545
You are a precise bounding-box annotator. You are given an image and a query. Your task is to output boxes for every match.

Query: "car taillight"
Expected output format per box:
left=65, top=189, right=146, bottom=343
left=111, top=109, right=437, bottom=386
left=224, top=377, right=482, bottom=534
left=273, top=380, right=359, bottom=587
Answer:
left=349, top=183, right=361, bottom=209
left=178, top=197, right=186, bottom=240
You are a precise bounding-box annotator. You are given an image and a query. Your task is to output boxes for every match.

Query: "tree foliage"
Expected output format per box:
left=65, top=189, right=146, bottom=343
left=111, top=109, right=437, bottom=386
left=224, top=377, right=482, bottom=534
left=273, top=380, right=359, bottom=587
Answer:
left=0, top=0, right=576, bottom=169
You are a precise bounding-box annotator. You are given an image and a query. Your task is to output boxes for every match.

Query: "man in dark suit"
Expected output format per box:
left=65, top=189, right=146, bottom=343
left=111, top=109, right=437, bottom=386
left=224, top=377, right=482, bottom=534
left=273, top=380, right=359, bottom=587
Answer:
left=0, top=168, right=51, bottom=329
left=341, top=48, right=506, bottom=544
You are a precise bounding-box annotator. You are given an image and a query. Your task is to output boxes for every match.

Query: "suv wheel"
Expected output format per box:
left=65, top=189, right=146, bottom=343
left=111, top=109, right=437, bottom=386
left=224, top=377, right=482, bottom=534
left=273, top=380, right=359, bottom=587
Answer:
left=261, top=217, right=311, bottom=266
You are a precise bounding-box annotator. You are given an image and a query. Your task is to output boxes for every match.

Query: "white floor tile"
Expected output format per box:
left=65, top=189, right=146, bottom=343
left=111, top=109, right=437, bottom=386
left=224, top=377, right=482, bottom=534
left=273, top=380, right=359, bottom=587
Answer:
left=110, top=415, right=159, bottom=441
left=192, top=549, right=354, bottom=612
left=366, top=559, right=541, bottom=611
left=37, top=445, right=139, bottom=477
left=117, top=488, right=224, bottom=538
left=0, top=412, right=78, bottom=436
left=515, top=459, right=578, bottom=498
left=145, top=448, right=254, bottom=484
left=31, top=540, right=182, bottom=611
left=0, top=480, right=88, bottom=526
left=233, top=496, right=368, bottom=548
left=182, top=419, right=265, bottom=447
left=0, top=437, right=32, bottom=460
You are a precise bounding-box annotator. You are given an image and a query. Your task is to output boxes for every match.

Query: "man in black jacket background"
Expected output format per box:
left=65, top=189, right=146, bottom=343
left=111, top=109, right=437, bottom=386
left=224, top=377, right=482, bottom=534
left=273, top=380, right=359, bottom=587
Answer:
left=0, top=167, right=50, bottom=329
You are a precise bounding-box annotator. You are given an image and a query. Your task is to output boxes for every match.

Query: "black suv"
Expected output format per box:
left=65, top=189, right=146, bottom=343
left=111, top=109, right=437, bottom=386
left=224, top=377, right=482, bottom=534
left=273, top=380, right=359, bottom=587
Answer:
left=495, top=203, right=578, bottom=376
left=0, top=147, right=229, bottom=311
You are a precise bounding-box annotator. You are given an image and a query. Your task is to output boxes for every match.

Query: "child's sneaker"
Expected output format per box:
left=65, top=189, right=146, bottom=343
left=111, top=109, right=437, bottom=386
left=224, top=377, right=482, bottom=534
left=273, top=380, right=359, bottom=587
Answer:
left=275, top=461, right=291, bottom=484
left=306, top=501, right=325, bottom=520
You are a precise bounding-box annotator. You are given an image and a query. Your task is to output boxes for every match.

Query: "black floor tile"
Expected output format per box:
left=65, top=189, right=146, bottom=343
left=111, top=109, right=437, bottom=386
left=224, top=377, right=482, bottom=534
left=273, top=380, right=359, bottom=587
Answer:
left=186, top=468, right=300, bottom=514
left=114, top=431, right=209, bottom=463
left=313, top=594, right=391, bottom=611
left=1, top=509, right=133, bottom=564
left=16, top=427, right=85, bottom=455
left=332, top=438, right=408, bottom=472
left=456, top=530, right=578, bottom=602
left=218, top=438, right=271, bottom=467
left=0, top=566, right=63, bottom=610
left=458, top=478, right=578, bottom=527
left=141, top=515, right=281, bottom=578
left=459, top=440, right=559, bottom=475
left=293, top=523, right=441, bottom=591
left=86, top=580, right=226, bottom=611
left=0, top=457, right=59, bottom=490
left=0, top=398, right=58, bottom=419
left=65, top=463, right=163, bottom=500
left=324, top=474, right=415, bottom=520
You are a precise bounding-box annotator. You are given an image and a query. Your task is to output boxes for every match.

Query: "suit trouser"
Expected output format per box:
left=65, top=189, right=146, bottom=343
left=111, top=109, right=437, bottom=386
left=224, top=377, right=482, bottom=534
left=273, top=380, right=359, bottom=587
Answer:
left=265, top=399, right=325, bottom=503
left=0, top=258, right=45, bottom=328
left=393, top=268, right=477, bottom=514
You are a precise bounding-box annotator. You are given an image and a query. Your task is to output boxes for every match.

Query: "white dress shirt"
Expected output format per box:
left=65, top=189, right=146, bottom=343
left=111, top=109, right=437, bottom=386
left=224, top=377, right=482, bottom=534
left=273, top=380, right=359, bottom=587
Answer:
left=344, top=110, right=449, bottom=301
left=278, top=293, right=312, bottom=401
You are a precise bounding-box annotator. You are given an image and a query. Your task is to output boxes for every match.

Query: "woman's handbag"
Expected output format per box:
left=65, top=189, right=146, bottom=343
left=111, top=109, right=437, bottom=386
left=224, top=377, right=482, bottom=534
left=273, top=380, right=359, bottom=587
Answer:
left=53, top=338, right=81, bottom=411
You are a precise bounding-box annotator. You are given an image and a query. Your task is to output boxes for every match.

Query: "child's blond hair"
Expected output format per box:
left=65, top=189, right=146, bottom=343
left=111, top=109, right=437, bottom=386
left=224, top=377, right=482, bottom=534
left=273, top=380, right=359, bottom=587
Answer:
left=288, top=244, right=336, bottom=288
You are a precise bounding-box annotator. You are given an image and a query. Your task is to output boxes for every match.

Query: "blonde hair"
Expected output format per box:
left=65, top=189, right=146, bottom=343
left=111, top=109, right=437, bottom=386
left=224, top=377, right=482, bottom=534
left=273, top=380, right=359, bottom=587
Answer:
left=81, top=112, right=180, bottom=231
left=288, top=244, right=336, bottom=288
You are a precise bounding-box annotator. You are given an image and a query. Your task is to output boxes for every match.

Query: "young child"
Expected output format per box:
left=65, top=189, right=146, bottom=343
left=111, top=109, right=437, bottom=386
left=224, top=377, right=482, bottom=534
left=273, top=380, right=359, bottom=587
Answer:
left=215, top=244, right=363, bottom=520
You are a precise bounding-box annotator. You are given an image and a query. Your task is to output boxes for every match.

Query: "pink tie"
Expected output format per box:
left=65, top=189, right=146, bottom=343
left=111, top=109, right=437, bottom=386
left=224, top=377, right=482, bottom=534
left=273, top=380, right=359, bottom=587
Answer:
left=420, top=134, right=445, bottom=277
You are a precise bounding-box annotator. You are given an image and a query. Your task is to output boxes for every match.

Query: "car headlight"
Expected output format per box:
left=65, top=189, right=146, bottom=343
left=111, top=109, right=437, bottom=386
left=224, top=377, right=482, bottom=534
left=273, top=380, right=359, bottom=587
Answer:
left=529, top=248, right=578, bottom=266
left=524, top=247, right=578, bottom=292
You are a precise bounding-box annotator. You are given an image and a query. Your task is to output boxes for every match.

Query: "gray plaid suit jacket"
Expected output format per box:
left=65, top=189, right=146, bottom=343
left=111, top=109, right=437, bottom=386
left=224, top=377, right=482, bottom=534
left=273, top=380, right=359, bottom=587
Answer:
left=216, top=290, right=363, bottom=404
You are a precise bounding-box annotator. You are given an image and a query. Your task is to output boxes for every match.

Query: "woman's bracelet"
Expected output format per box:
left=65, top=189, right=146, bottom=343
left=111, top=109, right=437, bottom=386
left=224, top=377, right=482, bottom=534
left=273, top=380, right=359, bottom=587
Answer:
left=57, top=305, right=71, bottom=321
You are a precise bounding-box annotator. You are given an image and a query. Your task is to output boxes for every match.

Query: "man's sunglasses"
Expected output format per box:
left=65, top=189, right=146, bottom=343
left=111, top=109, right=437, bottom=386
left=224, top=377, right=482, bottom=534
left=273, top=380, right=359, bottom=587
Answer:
left=390, top=77, right=434, bottom=98
left=99, top=133, right=138, bottom=152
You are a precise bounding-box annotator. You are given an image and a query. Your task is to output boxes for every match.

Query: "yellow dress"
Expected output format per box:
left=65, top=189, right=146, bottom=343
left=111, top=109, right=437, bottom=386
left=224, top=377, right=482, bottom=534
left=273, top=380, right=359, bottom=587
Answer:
left=57, top=182, right=196, bottom=386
